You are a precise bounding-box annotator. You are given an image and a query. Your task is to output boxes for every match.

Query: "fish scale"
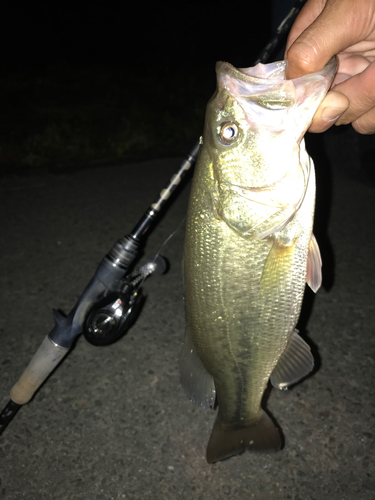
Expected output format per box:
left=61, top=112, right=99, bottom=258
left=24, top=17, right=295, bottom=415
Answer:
left=180, top=58, right=337, bottom=463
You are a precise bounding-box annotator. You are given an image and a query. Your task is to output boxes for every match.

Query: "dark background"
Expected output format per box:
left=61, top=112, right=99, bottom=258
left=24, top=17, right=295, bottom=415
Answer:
left=2, top=0, right=372, bottom=180
left=2, top=1, right=273, bottom=70
left=0, top=1, right=279, bottom=171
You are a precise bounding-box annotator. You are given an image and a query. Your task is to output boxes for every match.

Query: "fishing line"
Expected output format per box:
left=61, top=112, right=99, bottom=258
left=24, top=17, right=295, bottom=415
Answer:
left=152, top=216, right=187, bottom=263
left=149, top=216, right=187, bottom=278
left=129, top=215, right=187, bottom=295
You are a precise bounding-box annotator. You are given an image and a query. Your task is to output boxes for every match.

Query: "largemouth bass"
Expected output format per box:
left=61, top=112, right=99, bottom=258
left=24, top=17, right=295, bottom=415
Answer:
left=180, top=58, right=337, bottom=463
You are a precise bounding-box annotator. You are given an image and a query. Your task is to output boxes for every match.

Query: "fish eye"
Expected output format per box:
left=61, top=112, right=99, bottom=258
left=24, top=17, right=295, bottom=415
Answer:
left=217, top=122, right=239, bottom=145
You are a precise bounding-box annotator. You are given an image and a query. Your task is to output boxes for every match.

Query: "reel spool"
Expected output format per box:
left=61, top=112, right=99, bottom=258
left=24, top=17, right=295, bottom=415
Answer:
left=84, top=290, right=144, bottom=346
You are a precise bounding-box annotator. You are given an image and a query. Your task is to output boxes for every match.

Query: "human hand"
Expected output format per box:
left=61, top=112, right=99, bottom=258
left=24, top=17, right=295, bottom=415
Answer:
left=285, top=0, right=375, bottom=134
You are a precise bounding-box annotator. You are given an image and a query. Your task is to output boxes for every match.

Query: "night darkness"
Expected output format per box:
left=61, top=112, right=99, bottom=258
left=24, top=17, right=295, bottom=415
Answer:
left=2, top=1, right=273, bottom=70
left=1, top=1, right=373, bottom=179
left=0, top=1, right=278, bottom=171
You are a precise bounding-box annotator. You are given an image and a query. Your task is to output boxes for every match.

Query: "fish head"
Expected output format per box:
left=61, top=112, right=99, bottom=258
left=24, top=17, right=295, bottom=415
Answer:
left=201, top=58, right=337, bottom=237
left=204, top=58, right=337, bottom=190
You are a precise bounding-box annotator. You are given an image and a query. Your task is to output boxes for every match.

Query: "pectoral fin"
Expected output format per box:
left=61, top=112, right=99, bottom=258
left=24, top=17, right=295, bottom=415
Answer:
left=270, top=330, right=314, bottom=390
left=179, top=331, right=216, bottom=409
left=306, top=233, right=322, bottom=292
left=260, top=238, right=295, bottom=295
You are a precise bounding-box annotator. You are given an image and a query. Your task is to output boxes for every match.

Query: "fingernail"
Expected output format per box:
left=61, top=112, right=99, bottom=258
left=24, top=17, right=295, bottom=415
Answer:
left=322, top=107, right=346, bottom=122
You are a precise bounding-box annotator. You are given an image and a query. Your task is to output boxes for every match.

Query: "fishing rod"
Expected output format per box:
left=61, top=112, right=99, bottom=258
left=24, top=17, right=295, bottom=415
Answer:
left=0, top=0, right=307, bottom=435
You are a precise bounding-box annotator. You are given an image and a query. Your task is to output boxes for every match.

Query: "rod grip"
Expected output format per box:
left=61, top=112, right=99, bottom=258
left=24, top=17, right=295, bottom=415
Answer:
left=10, top=336, right=69, bottom=405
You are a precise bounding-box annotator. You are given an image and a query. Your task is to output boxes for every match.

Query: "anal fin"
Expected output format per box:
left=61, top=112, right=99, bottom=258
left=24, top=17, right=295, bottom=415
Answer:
left=179, top=331, right=216, bottom=409
left=270, top=330, right=314, bottom=390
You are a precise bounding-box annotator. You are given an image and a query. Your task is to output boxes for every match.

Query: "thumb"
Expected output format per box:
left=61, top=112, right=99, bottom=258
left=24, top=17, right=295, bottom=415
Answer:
left=286, top=0, right=370, bottom=79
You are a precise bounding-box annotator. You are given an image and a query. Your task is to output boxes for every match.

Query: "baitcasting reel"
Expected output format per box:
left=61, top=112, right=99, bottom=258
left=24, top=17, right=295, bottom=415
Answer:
left=84, top=255, right=167, bottom=346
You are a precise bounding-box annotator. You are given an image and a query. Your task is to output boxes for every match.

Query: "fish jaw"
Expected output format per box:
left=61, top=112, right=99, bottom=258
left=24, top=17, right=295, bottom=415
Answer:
left=217, top=57, right=337, bottom=141
left=205, top=57, right=337, bottom=192
left=208, top=57, right=336, bottom=179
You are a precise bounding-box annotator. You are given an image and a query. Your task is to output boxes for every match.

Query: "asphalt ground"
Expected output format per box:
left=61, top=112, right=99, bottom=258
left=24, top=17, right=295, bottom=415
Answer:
left=0, top=152, right=374, bottom=500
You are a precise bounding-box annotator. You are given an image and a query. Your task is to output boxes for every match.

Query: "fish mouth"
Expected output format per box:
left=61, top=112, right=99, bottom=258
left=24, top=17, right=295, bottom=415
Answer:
left=217, top=61, right=288, bottom=85
left=217, top=57, right=337, bottom=86
left=216, top=58, right=338, bottom=135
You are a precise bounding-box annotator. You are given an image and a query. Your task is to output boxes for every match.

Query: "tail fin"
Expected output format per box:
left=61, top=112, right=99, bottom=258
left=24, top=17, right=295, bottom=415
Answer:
left=206, top=410, right=282, bottom=463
